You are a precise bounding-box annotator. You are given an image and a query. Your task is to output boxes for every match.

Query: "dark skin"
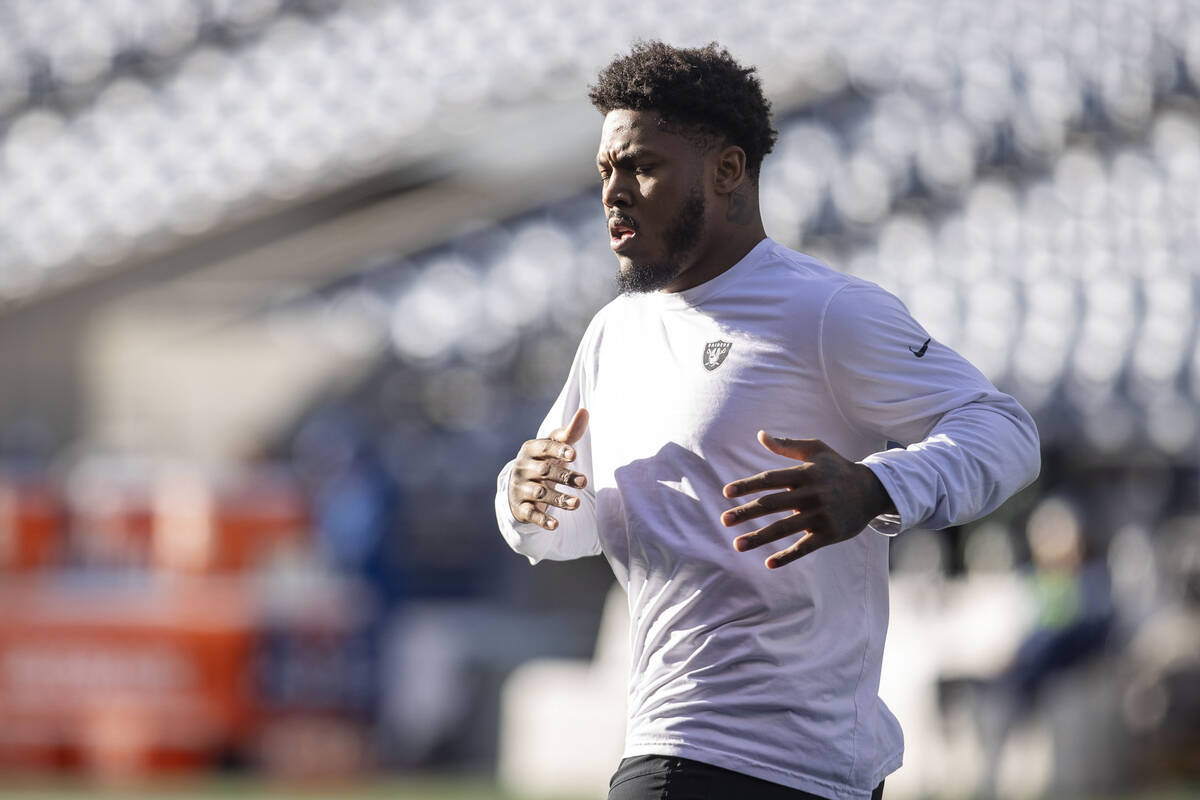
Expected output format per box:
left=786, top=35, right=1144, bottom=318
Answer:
left=596, top=108, right=765, bottom=292
left=721, top=432, right=896, bottom=569
left=508, top=109, right=897, bottom=566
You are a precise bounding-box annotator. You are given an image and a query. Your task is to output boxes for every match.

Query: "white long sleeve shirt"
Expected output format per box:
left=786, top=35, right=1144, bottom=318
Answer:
left=495, top=238, right=1040, bottom=799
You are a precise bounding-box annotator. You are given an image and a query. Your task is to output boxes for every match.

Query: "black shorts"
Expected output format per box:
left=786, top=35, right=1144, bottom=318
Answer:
left=607, top=755, right=885, bottom=800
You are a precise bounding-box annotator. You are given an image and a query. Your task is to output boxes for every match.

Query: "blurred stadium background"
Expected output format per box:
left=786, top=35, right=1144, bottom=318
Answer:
left=1, top=0, right=1199, bottom=798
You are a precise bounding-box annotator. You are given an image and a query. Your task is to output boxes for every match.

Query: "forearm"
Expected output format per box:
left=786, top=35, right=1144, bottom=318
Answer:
left=860, top=395, right=1040, bottom=532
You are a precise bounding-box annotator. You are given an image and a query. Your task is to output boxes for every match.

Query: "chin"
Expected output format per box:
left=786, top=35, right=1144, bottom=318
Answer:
left=616, top=257, right=683, bottom=295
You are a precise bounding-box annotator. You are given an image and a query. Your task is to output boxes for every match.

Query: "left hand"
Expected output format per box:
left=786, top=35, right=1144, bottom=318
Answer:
left=720, top=432, right=896, bottom=569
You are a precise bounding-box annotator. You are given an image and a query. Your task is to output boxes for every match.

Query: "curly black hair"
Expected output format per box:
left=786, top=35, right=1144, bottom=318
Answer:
left=588, top=41, right=777, bottom=180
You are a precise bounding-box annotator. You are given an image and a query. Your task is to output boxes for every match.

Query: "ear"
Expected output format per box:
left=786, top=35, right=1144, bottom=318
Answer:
left=712, top=145, right=747, bottom=196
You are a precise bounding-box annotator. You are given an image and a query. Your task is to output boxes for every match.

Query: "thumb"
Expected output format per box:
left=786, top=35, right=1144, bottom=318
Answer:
left=757, top=431, right=826, bottom=462
left=551, top=408, right=590, bottom=445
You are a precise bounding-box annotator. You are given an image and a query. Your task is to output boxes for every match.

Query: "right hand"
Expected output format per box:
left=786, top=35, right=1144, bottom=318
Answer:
left=508, top=408, right=590, bottom=530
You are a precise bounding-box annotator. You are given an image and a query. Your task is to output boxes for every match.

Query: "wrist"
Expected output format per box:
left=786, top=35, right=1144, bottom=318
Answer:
left=857, top=463, right=897, bottom=519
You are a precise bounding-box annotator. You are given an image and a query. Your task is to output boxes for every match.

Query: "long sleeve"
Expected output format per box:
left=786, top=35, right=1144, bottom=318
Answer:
left=494, top=328, right=602, bottom=564
left=819, top=282, right=1041, bottom=533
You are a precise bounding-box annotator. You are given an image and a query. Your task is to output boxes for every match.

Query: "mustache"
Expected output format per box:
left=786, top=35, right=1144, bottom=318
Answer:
left=608, top=212, right=638, bottom=231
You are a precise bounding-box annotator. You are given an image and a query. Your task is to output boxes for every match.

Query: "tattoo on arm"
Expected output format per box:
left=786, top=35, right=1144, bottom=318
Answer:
left=726, top=187, right=750, bottom=224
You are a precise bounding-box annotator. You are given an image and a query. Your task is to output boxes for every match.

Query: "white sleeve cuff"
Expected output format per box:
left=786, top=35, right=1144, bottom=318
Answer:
left=861, top=458, right=914, bottom=536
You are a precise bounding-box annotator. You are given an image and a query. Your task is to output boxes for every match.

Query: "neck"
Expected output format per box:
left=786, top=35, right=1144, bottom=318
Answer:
left=661, top=214, right=767, bottom=293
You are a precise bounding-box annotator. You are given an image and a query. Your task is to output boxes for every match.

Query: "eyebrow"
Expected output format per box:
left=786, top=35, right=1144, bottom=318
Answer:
left=596, top=147, right=659, bottom=168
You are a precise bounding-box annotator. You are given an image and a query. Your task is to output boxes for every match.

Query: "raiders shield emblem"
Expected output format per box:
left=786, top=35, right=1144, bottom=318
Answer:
left=703, top=340, right=732, bottom=371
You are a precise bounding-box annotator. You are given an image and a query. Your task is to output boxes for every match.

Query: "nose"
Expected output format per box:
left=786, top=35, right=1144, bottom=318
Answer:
left=601, top=172, right=631, bottom=209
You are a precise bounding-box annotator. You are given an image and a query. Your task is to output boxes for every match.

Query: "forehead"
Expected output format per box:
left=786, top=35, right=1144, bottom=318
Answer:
left=597, top=109, right=694, bottom=158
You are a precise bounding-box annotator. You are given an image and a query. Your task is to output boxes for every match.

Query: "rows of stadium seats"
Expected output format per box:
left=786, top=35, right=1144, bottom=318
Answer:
left=1, top=0, right=1196, bottom=302
left=4, top=0, right=1188, bottom=122
left=844, top=118, right=1200, bottom=454
left=1, top=0, right=319, bottom=113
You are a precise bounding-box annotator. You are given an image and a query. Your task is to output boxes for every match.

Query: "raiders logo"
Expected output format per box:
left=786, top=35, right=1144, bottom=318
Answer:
left=703, top=340, right=732, bottom=371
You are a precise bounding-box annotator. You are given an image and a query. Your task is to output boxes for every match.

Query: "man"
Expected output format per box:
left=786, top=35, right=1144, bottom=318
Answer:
left=494, top=41, right=1040, bottom=800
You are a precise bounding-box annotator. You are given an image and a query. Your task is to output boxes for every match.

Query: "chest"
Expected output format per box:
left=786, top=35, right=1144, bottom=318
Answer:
left=587, top=310, right=829, bottom=465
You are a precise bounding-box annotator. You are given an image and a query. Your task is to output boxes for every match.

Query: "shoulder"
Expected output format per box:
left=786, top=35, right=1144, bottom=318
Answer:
left=755, top=240, right=848, bottom=285
left=750, top=241, right=885, bottom=307
left=583, top=295, right=625, bottom=338
left=823, top=278, right=921, bottom=336
left=823, top=278, right=916, bottom=331
left=745, top=245, right=931, bottom=365
left=575, top=294, right=634, bottom=357
left=735, top=240, right=905, bottom=327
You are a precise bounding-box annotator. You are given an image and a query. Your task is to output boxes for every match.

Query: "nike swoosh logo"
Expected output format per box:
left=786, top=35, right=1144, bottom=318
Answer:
left=908, top=338, right=931, bottom=357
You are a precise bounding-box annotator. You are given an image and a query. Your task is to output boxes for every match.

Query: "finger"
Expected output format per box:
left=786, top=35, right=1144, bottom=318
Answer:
left=720, top=490, right=804, bottom=526
left=515, top=481, right=580, bottom=511
left=550, top=408, right=590, bottom=445
left=757, top=431, right=829, bottom=462
left=766, top=531, right=825, bottom=569
left=723, top=467, right=806, bottom=498
left=525, top=458, right=587, bottom=488
left=522, top=438, right=579, bottom=463
left=733, top=511, right=818, bottom=552
left=516, top=500, right=559, bottom=531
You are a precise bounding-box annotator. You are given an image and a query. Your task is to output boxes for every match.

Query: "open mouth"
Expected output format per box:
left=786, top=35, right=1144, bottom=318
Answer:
left=608, top=217, right=638, bottom=251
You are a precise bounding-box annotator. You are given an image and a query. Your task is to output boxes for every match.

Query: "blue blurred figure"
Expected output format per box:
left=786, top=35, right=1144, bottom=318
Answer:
left=294, top=407, right=406, bottom=608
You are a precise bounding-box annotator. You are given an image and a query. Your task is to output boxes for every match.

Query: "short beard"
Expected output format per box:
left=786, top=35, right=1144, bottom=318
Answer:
left=616, top=186, right=706, bottom=295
